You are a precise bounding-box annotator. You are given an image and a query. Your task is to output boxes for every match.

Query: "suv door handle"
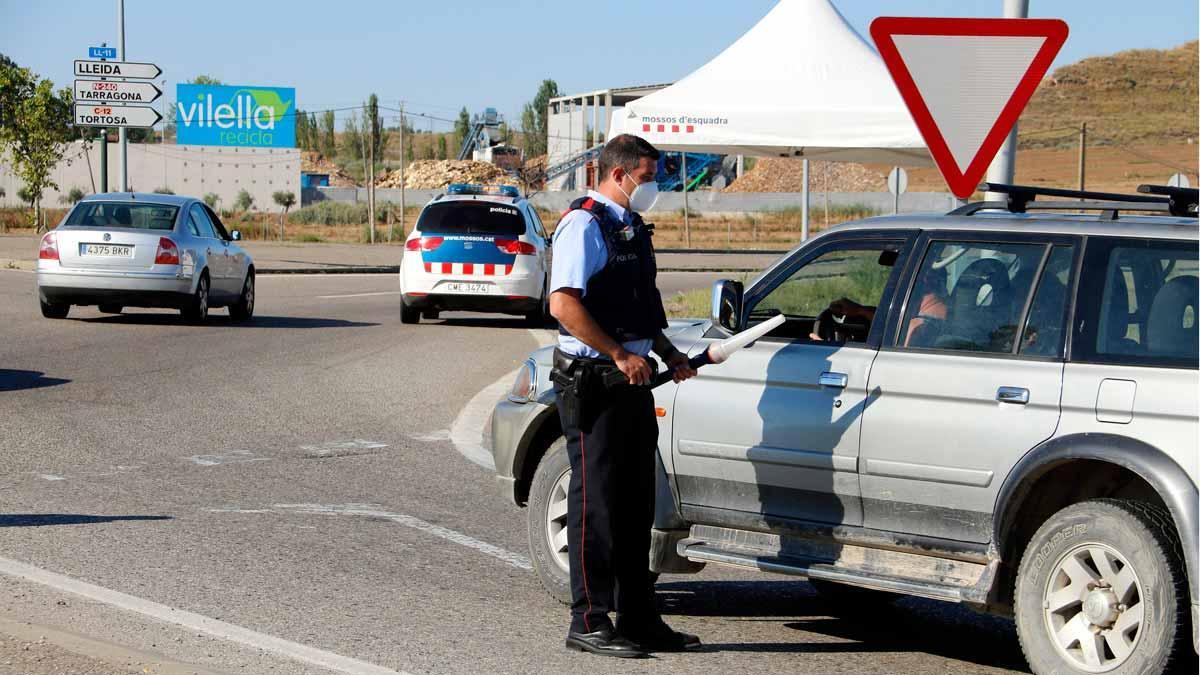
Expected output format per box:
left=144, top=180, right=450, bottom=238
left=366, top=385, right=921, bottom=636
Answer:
left=997, top=386, right=1030, bottom=404
left=818, top=372, right=848, bottom=388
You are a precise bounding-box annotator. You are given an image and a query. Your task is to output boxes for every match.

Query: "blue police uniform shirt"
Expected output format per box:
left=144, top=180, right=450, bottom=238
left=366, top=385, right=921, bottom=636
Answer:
left=551, top=190, right=654, bottom=359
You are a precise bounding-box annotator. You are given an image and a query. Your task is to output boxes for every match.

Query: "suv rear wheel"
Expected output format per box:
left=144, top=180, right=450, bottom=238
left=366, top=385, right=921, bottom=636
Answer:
left=39, top=298, right=69, bottom=319
left=1015, top=499, right=1187, bottom=674
left=400, top=299, right=420, bottom=324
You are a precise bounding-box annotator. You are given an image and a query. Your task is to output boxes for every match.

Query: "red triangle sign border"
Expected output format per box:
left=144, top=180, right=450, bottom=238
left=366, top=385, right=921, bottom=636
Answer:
left=870, top=17, right=1069, bottom=198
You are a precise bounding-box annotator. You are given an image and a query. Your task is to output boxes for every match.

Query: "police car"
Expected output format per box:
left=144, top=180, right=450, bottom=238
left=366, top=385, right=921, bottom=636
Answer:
left=400, top=184, right=550, bottom=324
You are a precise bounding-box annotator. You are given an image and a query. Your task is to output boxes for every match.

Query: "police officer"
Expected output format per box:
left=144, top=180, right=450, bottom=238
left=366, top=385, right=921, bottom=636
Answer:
left=548, top=134, right=700, bottom=658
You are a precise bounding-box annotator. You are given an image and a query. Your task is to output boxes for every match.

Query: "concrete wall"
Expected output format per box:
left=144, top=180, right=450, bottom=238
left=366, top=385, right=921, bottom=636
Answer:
left=305, top=185, right=957, bottom=215
left=0, top=141, right=300, bottom=212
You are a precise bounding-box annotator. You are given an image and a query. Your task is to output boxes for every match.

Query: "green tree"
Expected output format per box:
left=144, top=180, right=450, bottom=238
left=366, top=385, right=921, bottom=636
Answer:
left=202, top=192, right=220, bottom=208
left=0, top=59, right=75, bottom=231
left=189, top=75, right=223, bottom=86
left=152, top=186, right=174, bottom=195
left=272, top=190, right=295, bottom=240
left=437, top=134, right=448, bottom=160
left=296, top=110, right=310, bottom=150
left=365, top=94, right=387, bottom=162
left=319, top=110, right=336, bottom=158
left=454, top=106, right=471, bottom=151
left=520, top=79, right=558, bottom=157
left=234, top=189, right=254, bottom=212
left=342, top=112, right=362, bottom=161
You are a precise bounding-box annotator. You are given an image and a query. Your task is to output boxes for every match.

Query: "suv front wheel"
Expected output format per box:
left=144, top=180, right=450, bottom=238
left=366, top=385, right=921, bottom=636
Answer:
left=527, top=437, right=572, bottom=605
left=1014, top=499, right=1187, bottom=674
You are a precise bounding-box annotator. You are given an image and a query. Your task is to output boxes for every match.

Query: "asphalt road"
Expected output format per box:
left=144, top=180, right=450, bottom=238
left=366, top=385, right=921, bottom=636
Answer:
left=0, top=269, right=1028, bottom=675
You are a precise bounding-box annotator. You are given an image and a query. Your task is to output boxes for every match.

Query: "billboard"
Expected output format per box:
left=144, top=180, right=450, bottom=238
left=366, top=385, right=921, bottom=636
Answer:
left=176, top=84, right=295, bottom=148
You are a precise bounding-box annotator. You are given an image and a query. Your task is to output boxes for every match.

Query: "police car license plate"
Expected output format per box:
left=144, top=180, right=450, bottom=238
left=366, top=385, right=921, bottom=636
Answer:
left=81, top=243, right=134, bottom=257
left=443, top=282, right=494, bottom=294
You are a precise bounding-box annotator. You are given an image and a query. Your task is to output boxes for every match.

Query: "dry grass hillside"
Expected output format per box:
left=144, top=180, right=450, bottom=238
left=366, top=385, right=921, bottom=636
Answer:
left=1019, top=41, right=1198, bottom=148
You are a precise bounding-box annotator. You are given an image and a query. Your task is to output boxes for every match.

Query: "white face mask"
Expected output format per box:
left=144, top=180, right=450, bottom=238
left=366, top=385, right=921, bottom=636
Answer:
left=618, top=173, right=659, bottom=213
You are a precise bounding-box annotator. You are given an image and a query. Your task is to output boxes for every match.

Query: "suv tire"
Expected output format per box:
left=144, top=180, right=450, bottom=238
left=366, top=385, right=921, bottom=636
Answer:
left=527, top=437, right=572, bottom=605
left=1014, top=499, right=1187, bottom=675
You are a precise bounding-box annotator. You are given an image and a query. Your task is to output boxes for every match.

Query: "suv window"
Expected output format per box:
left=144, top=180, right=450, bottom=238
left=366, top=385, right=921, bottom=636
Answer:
left=747, top=242, right=903, bottom=343
left=416, top=201, right=525, bottom=236
left=899, top=241, right=1045, bottom=353
left=1019, top=245, right=1075, bottom=357
left=1074, top=237, right=1197, bottom=367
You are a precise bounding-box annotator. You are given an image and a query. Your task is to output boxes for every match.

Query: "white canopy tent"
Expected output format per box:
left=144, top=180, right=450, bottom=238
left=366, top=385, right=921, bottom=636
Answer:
left=606, top=0, right=933, bottom=238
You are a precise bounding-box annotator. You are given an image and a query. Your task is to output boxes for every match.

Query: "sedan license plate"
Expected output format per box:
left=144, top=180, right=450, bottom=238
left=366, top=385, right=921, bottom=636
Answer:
left=443, top=282, right=494, bottom=294
left=81, top=243, right=133, bottom=257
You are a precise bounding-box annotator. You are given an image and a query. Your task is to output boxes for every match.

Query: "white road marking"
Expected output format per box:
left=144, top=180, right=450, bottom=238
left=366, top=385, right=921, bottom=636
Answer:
left=299, top=439, right=388, bottom=457
left=316, top=291, right=402, bottom=299
left=406, top=429, right=450, bottom=442
left=448, top=329, right=555, bottom=471
left=187, top=451, right=271, bottom=467
left=204, top=508, right=274, bottom=514
left=0, top=555, right=409, bottom=675
left=37, top=474, right=66, bottom=481
left=273, top=503, right=532, bottom=570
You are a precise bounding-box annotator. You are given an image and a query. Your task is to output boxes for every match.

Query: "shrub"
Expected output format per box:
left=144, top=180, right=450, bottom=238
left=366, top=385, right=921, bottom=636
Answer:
left=203, top=193, right=220, bottom=208
left=234, top=189, right=254, bottom=212
left=58, top=187, right=86, bottom=205
left=152, top=186, right=175, bottom=195
left=287, top=201, right=369, bottom=225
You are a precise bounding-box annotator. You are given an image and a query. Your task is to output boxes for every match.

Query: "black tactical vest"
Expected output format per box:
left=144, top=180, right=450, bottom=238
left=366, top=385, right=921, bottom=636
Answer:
left=555, top=196, right=668, bottom=345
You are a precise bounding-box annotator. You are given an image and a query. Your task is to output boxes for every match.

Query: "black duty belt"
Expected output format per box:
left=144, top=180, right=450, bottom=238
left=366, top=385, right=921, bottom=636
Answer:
left=551, top=348, right=659, bottom=393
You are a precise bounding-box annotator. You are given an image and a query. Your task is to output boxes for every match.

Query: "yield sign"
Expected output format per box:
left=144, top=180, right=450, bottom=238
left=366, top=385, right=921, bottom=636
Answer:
left=870, top=17, right=1068, bottom=198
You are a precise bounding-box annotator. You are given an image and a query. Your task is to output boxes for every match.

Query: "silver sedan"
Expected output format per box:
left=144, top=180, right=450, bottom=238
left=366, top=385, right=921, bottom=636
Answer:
left=36, top=193, right=255, bottom=322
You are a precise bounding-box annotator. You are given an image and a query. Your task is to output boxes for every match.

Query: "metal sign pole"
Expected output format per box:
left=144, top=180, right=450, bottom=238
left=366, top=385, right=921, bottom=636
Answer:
left=117, top=0, right=128, bottom=192
left=983, top=0, right=1029, bottom=202
left=801, top=158, right=809, bottom=241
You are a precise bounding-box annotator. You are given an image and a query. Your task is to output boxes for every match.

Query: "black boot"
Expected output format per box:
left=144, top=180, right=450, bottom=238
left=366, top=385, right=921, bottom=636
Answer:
left=617, top=617, right=702, bottom=652
left=565, top=627, right=649, bottom=658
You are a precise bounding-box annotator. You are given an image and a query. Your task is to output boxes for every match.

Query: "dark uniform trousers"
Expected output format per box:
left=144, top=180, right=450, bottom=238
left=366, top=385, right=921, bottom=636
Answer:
left=557, top=383, right=658, bottom=634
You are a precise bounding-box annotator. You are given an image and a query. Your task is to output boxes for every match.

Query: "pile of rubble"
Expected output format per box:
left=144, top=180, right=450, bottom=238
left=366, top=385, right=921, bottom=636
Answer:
left=375, top=160, right=512, bottom=189
left=724, top=158, right=886, bottom=193
left=301, top=152, right=358, bottom=187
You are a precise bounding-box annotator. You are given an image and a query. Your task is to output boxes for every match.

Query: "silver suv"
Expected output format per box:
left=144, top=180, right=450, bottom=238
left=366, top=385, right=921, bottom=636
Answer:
left=491, top=184, right=1199, bottom=674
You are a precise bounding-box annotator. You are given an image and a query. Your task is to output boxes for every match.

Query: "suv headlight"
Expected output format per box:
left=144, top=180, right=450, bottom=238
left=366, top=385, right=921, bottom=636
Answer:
left=508, top=359, right=537, bottom=403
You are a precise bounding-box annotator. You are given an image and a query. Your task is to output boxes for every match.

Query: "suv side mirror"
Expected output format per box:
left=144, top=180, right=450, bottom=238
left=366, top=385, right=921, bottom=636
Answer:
left=230, top=230, right=242, bottom=241
left=711, top=279, right=743, bottom=332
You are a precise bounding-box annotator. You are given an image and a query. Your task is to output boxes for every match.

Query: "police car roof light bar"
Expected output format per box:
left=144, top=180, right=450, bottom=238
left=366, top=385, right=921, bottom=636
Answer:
left=446, top=183, right=521, bottom=198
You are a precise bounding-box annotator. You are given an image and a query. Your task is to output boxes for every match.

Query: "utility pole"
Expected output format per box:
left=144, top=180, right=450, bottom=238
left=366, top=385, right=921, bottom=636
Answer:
left=1077, top=122, right=1087, bottom=191
left=117, top=0, right=128, bottom=192
left=398, top=101, right=406, bottom=241
left=984, top=0, right=1029, bottom=202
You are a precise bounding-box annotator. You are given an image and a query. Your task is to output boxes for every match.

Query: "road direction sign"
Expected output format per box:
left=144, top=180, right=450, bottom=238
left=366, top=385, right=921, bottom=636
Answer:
left=88, top=46, right=117, bottom=59
left=74, top=79, right=161, bottom=104
left=871, top=17, right=1068, bottom=198
left=74, top=59, right=161, bottom=79
left=1168, top=173, right=1191, bottom=188
left=74, top=103, right=162, bottom=129
left=887, top=167, right=909, bottom=195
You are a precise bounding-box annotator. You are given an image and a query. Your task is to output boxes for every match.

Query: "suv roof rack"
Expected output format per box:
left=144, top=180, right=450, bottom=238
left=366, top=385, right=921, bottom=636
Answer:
left=948, top=182, right=1198, bottom=219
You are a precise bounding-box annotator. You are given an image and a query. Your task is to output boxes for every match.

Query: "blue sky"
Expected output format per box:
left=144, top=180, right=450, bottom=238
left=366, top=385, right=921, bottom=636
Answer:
left=2, top=0, right=1196, bottom=132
